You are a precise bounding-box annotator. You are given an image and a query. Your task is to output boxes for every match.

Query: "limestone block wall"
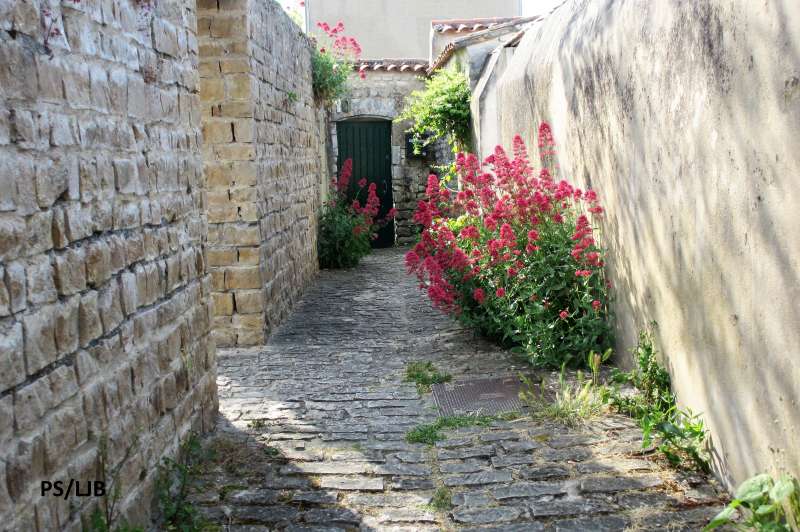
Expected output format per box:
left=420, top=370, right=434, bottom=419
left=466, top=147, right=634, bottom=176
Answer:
left=489, top=0, right=800, bottom=488
left=330, top=72, right=438, bottom=244
left=198, top=0, right=325, bottom=347
left=0, top=0, right=215, bottom=529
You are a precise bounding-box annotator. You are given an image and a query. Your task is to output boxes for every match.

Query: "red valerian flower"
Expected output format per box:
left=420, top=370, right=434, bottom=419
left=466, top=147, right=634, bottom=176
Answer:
left=358, top=178, right=367, bottom=188
left=592, top=300, right=602, bottom=311
left=407, top=124, right=610, bottom=366
left=473, top=288, right=486, bottom=304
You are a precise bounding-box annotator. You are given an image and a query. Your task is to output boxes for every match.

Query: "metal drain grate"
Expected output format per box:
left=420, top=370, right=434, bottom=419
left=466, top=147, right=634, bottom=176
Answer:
left=432, top=375, right=524, bottom=416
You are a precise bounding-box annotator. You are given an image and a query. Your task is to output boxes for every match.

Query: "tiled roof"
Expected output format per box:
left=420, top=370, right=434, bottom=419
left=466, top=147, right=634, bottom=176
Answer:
left=355, top=59, right=429, bottom=73
left=428, top=17, right=540, bottom=74
left=431, top=17, right=525, bottom=34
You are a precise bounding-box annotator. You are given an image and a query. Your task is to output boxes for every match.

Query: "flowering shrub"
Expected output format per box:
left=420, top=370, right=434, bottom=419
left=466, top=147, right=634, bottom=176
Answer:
left=311, top=21, right=363, bottom=104
left=406, top=124, right=611, bottom=368
left=318, top=159, right=397, bottom=268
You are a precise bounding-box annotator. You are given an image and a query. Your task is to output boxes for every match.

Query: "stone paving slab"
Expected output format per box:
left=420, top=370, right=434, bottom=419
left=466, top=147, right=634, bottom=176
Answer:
left=192, top=249, right=728, bottom=530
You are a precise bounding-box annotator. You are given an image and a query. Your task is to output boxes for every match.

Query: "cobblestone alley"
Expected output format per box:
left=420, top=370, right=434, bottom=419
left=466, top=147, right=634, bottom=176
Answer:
left=193, top=249, right=727, bottom=531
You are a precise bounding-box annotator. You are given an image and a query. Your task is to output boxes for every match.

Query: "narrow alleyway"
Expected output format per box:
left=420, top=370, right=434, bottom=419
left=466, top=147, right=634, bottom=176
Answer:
left=193, top=249, right=726, bottom=531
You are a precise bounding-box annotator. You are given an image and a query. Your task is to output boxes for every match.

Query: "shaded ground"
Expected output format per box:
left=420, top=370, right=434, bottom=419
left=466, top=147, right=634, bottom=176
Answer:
left=192, top=248, right=727, bottom=531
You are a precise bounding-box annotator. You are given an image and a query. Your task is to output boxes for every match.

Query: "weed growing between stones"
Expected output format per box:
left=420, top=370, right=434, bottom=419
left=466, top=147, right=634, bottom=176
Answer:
left=87, top=435, right=142, bottom=532
left=155, top=434, right=219, bottom=532
left=428, top=486, right=453, bottom=512
left=405, top=414, right=497, bottom=445
left=404, top=361, right=452, bottom=393
left=406, top=124, right=611, bottom=369
left=706, top=473, right=800, bottom=531
left=247, top=418, right=268, bottom=430
left=608, top=326, right=711, bottom=473
left=519, top=369, right=608, bottom=428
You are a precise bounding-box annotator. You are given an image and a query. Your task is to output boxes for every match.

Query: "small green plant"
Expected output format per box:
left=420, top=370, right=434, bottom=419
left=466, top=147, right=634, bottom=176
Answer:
left=608, top=325, right=710, bottom=472
left=155, top=434, right=217, bottom=532
left=706, top=474, right=800, bottom=531
left=404, top=361, right=452, bottom=393
left=405, top=414, right=495, bottom=445
left=397, top=69, right=472, bottom=153
left=520, top=369, right=608, bottom=428
left=429, top=486, right=453, bottom=512
left=219, top=484, right=248, bottom=502
left=247, top=419, right=267, bottom=430
left=264, top=446, right=281, bottom=458
left=587, top=348, right=613, bottom=386
left=285, top=91, right=299, bottom=104
left=87, top=434, right=142, bottom=532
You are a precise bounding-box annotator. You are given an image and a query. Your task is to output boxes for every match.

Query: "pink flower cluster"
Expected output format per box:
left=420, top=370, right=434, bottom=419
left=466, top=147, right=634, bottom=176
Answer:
left=316, top=21, right=365, bottom=78
left=406, top=123, right=606, bottom=316
left=328, top=158, right=396, bottom=239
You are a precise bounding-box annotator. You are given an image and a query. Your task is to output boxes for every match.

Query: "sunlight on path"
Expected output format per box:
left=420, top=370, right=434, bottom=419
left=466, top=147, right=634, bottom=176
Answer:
left=192, top=249, right=726, bottom=530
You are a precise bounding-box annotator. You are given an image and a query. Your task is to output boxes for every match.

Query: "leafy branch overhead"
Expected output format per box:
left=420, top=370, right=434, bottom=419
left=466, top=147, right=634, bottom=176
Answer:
left=397, top=69, right=472, bottom=153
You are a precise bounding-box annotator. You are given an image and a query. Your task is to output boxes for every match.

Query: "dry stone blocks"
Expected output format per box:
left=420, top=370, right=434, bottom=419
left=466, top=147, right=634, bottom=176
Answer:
left=199, top=0, right=326, bottom=347
left=0, top=0, right=214, bottom=528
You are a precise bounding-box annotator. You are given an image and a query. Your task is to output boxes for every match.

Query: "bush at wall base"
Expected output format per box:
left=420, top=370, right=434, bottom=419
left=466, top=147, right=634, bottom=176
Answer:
left=318, top=159, right=396, bottom=269
left=406, top=123, right=611, bottom=368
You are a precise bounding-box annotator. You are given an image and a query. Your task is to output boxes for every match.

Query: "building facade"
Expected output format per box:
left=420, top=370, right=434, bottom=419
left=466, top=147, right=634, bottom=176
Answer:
left=306, top=0, right=522, bottom=59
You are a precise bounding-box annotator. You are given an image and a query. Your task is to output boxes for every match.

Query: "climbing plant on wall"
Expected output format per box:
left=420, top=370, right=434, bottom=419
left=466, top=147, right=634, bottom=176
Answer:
left=397, top=68, right=472, bottom=154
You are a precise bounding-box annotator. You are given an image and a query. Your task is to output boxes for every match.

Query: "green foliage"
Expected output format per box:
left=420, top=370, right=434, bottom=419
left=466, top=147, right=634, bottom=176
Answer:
left=311, top=48, right=351, bottom=103
left=587, top=348, right=613, bottom=386
left=429, top=487, right=453, bottom=512
left=318, top=200, right=372, bottom=268
left=456, top=215, right=612, bottom=369
left=405, top=414, right=496, bottom=445
left=86, top=434, right=141, bottom=532
left=247, top=419, right=267, bottom=430
left=397, top=69, right=472, bottom=153
left=404, top=361, right=452, bottom=393
left=608, top=326, right=710, bottom=472
left=156, top=434, right=218, bottom=532
left=520, top=369, right=609, bottom=427
left=706, top=474, right=800, bottom=531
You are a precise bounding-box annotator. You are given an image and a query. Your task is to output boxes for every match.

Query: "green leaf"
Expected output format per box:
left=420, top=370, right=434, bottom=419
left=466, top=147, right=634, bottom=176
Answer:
left=736, top=474, right=773, bottom=503
left=755, top=502, right=778, bottom=515
left=769, top=476, right=796, bottom=503
left=704, top=504, right=738, bottom=530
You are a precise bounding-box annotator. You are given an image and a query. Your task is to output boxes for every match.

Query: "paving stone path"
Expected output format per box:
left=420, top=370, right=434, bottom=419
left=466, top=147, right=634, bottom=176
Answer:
left=193, top=248, right=727, bottom=531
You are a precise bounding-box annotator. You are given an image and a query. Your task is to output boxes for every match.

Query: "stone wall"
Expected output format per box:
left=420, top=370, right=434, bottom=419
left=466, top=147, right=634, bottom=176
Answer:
left=0, top=0, right=215, bottom=528
left=198, top=0, right=326, bottom=347
left=331, top=72, right=437, bottom=245
left=485, top=0, right=800, bottom=488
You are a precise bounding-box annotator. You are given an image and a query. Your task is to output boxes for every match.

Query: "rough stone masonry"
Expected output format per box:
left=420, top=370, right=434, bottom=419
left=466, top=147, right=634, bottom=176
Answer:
left=0, top=0, right=326, bottom=528
left=198, top=0, right=327, bottom=348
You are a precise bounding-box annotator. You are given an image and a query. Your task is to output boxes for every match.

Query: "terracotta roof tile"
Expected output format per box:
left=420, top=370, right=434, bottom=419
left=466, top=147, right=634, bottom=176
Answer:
left=431, top=16, right=524, bottom=34
left=355, top=59, right=428, bottom=73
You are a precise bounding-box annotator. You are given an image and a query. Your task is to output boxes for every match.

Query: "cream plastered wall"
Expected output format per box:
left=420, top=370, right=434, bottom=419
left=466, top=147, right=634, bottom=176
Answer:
left=306, top=0, right=520, bottom=59
left=493, top=0, right=800, bottom=489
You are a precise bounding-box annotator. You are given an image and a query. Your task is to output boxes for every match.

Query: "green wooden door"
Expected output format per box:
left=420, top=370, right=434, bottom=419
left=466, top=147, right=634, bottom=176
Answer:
left=336, top=120, right=394, bottom=248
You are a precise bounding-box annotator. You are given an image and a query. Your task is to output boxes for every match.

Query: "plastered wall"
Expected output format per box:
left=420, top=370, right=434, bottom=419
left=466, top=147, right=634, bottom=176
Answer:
left=490, top=0, right=800, bottom=488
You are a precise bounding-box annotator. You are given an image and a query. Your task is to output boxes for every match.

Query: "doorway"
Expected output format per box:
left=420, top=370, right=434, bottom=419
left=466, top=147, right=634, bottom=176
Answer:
left=336, top=120, right=394, bottom=248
